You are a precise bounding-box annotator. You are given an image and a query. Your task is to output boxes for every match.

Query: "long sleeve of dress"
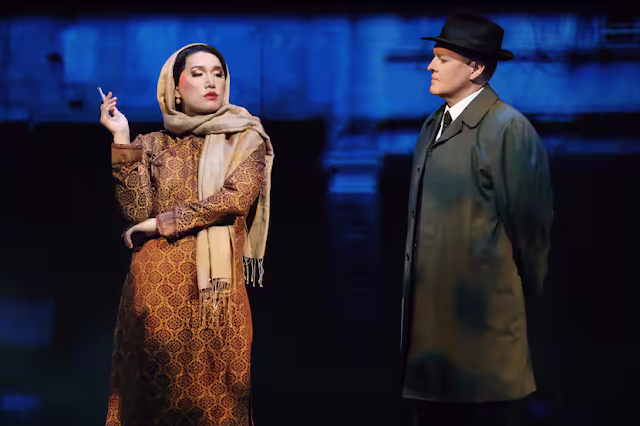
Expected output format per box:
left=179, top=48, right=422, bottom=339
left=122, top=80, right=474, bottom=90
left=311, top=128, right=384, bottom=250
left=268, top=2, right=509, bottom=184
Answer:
left=111, top=134, right=153, bottom=224
left=493, top=117, right=554, bottom=299
left=156, top=143, right=266, bottom=239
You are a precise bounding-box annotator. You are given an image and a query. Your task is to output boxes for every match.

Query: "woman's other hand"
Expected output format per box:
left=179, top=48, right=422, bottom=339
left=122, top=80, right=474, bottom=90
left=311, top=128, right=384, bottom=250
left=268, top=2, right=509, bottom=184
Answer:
left=122, top=218, right=158, bottom=249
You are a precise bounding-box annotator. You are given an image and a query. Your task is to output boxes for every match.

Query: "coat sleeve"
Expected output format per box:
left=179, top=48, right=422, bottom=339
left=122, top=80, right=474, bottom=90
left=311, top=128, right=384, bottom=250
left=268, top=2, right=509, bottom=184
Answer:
left=111, top=134, right=154, bottom=224
left=492, top=116, right=554, bottom=298
left=156, top=142, right=266, bottom=239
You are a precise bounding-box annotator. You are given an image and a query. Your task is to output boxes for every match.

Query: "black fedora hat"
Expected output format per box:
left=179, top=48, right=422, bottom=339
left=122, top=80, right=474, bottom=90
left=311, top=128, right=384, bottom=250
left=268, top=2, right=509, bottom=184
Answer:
left=422, top=12, right=514, bottom=61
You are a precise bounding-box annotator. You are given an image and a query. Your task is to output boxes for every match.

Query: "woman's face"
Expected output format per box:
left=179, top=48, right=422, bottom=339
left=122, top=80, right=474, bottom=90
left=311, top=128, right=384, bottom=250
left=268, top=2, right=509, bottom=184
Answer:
left=177, top=51, right=226, bottom=116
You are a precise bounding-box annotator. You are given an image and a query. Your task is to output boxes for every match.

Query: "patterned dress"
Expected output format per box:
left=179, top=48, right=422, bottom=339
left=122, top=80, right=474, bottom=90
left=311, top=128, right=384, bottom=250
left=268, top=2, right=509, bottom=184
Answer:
left=106, top=130, right=266, bottom=426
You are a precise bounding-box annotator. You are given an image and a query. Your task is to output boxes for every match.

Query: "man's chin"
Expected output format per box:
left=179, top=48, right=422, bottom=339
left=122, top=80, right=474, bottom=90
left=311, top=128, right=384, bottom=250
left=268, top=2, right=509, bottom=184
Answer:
left=429, top=85, right=448, bottom=98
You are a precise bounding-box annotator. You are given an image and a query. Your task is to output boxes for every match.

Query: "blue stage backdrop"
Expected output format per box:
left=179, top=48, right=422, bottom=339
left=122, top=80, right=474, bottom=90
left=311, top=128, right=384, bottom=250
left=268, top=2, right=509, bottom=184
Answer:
left=0, top=14, right=639, bottom=195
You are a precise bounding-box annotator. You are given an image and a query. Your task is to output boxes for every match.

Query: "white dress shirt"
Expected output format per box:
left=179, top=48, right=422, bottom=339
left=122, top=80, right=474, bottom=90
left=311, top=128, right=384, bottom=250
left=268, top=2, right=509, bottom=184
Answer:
left=436, top=86, right=485, bottom=141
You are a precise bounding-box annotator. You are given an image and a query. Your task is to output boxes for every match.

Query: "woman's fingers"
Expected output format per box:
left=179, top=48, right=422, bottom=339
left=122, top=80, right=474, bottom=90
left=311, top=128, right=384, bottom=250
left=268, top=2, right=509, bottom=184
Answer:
left=102, top=99, right=118, bottom=117
left=100, top=92, right=116, bottom=108
left=100, top=103, right=110, bottom=121
left=101, top=92, right=111, bottom=106
left=124, top=230, right=133, bottom=249
left=123, top=226, right=136, bottom=249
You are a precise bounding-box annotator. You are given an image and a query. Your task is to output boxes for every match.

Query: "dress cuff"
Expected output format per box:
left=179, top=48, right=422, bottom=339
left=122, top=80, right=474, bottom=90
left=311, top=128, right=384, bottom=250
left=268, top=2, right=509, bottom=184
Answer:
left=111, top=143, right=142, bottom=164
left=156, top=207, right=178, bottom=238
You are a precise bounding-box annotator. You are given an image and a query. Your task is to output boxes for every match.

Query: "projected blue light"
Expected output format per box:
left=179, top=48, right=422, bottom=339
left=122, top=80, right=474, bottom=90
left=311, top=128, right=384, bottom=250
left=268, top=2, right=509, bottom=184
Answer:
left=0, top=394, right=40, bottom=412
left=528, top=398, right=550, bottom=417
left=1, top=14, right=638, bottom=194
left=329, top=173, right=378, bottom=195
left=2, top=15, right=637, bottom=119
left=0, top=298, right=54, bottom=347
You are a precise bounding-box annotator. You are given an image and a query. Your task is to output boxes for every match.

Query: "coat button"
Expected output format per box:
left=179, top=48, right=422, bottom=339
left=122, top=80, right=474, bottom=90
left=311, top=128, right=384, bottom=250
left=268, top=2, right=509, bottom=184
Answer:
left=406, top=253, right=410, bottom=261
left=417, top=165, right=420, bottom=172
left=411, top=210, right=415, bottom=218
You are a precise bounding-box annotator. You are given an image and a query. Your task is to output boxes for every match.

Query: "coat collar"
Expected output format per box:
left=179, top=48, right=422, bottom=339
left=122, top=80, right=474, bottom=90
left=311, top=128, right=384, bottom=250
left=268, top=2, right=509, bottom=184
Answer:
left=434, top=85, right=500, bottom=144
left=459, top=84, right=499, bottom=128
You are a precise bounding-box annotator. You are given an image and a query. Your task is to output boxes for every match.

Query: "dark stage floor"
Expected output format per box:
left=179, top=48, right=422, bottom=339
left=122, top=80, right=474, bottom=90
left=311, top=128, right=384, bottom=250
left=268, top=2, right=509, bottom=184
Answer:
left=1, top=121, right=638, bottom=425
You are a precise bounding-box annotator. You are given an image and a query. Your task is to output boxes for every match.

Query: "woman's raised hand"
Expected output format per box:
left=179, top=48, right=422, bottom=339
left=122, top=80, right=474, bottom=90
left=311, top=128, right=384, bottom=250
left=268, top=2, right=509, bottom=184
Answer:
left=100, top=90, right=130, bottom=144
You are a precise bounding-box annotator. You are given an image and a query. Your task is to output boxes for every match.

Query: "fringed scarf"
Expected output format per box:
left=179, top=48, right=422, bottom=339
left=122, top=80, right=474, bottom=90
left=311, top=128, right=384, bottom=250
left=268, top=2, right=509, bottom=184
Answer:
left=157, top=43, right=274, bottom=318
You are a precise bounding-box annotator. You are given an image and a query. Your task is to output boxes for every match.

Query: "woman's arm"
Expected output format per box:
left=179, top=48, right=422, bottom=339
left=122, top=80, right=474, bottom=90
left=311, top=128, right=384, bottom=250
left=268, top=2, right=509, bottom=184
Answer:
left=156, top=142, right=266, bottom=239
left=111, top=133, right=155, bottom=223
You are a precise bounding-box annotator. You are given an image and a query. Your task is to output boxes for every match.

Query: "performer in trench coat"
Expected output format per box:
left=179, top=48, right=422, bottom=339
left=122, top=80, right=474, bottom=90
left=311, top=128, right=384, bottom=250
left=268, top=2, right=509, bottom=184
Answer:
left=400, top=12, right=554, bottom=426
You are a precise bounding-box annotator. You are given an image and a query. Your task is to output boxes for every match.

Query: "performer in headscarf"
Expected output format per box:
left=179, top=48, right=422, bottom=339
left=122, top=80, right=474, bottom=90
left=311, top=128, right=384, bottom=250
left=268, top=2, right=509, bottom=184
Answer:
left=100, top=43, right=274, bottom=426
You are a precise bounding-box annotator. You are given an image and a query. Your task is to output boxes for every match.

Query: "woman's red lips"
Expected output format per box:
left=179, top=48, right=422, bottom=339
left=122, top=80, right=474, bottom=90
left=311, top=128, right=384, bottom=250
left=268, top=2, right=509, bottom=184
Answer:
left=205, top=93, right=218, bottom=100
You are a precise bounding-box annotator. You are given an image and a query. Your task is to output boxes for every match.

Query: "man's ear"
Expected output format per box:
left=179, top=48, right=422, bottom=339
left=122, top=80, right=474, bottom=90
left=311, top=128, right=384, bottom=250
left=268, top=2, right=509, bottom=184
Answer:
left=470, top=61, right=486, bottom=80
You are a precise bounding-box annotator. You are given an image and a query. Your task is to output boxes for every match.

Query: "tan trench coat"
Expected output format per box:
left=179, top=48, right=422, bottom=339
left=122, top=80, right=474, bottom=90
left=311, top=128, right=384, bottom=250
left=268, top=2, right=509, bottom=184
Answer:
left=400, top=85, right=553, bottom=402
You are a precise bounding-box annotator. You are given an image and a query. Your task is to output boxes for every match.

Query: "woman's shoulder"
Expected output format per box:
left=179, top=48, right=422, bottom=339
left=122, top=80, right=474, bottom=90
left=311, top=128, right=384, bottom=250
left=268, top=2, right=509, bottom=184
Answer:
left=237, top=127, right=266, bottom=149
left=134, top=130, right=170, bottom=144
left=133, top=130, right=181, bottom=151
left=232, top=105, right=254, bottom=118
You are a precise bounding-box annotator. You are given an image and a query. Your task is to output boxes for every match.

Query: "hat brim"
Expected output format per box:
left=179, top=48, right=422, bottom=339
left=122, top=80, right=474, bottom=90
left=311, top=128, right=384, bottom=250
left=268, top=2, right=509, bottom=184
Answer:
left=422, top=36, right=514, bottom=61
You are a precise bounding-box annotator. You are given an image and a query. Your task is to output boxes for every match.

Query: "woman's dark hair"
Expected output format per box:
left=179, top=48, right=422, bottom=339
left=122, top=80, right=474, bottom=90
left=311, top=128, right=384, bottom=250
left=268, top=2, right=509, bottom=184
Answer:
left=173, top=45, right=227, bottom=87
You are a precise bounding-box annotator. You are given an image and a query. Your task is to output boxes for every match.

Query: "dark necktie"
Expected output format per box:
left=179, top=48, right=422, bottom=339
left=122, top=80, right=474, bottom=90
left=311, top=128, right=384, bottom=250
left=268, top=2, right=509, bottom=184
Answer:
left=442, top=110, right=452, bottom=134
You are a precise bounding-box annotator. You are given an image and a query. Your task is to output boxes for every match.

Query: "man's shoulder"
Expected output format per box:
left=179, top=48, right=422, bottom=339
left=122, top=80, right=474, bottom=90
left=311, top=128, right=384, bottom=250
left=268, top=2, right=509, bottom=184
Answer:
left=483, top=99, right=532, bottom=130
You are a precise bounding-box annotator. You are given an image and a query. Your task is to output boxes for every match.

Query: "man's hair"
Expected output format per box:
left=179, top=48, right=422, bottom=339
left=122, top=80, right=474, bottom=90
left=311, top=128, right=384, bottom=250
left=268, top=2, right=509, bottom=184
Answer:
left=435, top=41, right=498, bottom=85
left=474, top=59, right=498, bottom=85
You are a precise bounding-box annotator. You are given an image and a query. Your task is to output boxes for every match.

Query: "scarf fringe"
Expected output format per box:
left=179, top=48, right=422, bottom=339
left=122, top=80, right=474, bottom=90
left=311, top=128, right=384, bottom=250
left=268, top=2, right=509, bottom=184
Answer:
left=243, top=257, right=264, bottom=288
left=196, top=280, right=231, bottom=327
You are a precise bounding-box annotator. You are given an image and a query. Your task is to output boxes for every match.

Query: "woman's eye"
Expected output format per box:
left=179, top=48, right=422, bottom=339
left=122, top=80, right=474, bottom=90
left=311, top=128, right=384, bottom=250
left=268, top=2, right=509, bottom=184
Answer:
left=192, top=73, right=203, bottom=77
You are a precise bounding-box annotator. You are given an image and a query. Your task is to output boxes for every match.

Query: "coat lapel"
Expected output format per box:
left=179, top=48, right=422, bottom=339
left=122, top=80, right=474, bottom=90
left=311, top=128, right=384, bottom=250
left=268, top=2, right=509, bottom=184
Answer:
left=416, top=105, right=444, bottom=163
left=408, top=106, right=444, bottom=205
left=460, top=84, right=500, bottom=128
left=431, top=85, right=500, bottom=148
left=434, top=115, right=463, bottom=145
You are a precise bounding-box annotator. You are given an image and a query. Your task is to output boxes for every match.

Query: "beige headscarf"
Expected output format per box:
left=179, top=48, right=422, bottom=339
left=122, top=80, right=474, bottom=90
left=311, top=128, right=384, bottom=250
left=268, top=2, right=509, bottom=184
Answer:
left=157, top=43, right=274, bottom=314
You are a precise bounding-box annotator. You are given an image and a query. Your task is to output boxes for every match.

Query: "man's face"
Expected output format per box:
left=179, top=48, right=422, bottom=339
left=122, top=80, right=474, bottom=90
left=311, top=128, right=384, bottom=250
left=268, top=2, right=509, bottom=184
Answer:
left=427, top=47, right=475, bottom=99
